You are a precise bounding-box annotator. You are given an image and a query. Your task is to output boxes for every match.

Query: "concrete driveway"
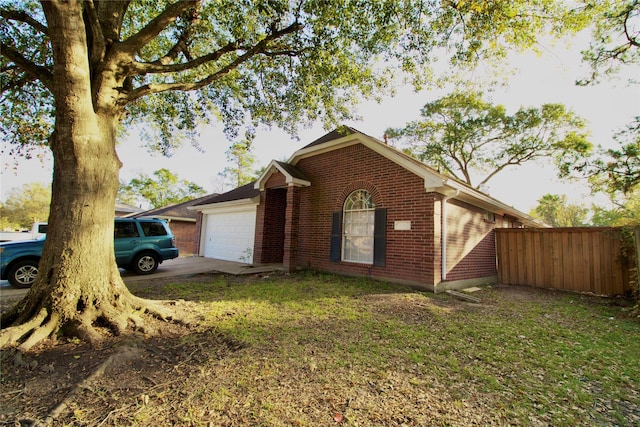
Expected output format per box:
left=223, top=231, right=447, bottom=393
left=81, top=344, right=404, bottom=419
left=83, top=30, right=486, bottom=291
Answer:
left=1, top=257, right=283, bottom=299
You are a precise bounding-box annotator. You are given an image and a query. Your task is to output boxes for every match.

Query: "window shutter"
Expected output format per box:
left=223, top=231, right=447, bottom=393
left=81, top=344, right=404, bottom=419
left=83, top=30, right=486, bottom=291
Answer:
left=373, top=208, right=387, bottom=267
left=330, top=211, right=342, bottom=262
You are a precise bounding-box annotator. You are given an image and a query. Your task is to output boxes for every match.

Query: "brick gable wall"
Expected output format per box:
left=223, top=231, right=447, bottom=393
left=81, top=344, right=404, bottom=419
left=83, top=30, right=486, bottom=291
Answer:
left=294, top=143, right=438, bottom=286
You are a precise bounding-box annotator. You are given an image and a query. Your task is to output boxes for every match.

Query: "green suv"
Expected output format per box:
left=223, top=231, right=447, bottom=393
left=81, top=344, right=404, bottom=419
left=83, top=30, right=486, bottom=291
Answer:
left=0, top=218, right=179, bottom=288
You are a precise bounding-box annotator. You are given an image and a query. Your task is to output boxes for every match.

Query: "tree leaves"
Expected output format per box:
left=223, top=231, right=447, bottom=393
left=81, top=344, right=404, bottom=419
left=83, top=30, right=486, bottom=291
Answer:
left=1, top=0, right=598, bottom=156
left=386, top=91, right=592, bottom=188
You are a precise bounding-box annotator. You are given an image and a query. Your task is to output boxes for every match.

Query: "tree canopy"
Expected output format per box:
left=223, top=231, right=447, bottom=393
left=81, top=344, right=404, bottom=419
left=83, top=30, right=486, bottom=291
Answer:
left=579, top=0, right=639, bottom=85
left=1, top=1, right=596, bottom=157
left=119, top=168, right=206, bottom=209
left=0, top=182, right=51, bottom=229
left=583, top=120, right=640, bottom=195
left=0, top=0, right=598, bottom=351
left=386, top=91, right=591, bottom=188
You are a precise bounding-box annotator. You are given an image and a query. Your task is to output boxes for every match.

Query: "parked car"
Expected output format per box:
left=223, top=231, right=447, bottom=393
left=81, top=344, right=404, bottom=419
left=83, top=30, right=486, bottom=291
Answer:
left=0, top=218, right=179, bottom=288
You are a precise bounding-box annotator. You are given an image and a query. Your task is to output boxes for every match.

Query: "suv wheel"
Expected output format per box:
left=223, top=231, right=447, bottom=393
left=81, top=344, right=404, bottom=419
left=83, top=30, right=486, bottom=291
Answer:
left=8, top=260, right=39, bottom=288
left=132, top=252, right=159, bottom=275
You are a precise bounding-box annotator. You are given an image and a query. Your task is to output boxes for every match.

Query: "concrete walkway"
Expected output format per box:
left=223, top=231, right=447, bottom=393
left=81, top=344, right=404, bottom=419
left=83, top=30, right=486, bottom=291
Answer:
left=122, top=256, right=283, bottom=282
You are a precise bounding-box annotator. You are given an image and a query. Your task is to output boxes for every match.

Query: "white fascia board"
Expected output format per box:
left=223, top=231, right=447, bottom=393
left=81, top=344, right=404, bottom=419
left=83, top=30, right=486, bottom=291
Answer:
left=289, top=133, right=450, bottom=192
left=254, top=160, right=311, bottom=190
left=194, top=196, right=260, bottom=215
left=254, top=160, right=280, bottom=190
left=289, top=130, right=538, bottom=226
left=441, top=180, right=540, bottom=226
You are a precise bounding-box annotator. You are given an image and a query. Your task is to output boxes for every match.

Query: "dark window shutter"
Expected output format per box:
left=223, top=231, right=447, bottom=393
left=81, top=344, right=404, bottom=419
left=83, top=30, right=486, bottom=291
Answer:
left=373, top=208, right=387, bottom=267
left=330, top=211, right=342, bottom=262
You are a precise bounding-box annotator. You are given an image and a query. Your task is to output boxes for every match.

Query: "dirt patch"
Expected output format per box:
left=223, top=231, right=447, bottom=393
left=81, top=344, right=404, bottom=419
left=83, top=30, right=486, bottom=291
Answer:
left=1, top=275, right=243, bottom=426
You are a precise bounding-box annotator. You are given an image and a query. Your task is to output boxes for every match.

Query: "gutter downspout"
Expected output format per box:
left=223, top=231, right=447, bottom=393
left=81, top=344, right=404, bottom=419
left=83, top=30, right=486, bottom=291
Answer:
left=441, top=190, right=459, bottom=282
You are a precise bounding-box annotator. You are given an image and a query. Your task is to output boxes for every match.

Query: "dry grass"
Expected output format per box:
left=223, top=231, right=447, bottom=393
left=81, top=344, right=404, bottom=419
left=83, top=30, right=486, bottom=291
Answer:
left=1, top=271, right=639, bottom=426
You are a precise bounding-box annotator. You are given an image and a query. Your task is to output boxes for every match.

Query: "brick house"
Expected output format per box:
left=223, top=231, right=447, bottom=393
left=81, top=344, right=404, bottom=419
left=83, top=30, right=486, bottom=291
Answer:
left=193, top=127, right=540, bottom=292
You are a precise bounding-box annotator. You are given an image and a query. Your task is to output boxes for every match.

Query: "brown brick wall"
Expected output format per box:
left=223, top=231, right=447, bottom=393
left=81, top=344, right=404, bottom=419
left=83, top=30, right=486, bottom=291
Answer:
left=168, top=220, right=197, bottom=257
left=294, top=143, right=438, bottom=287
left=443, top=200, right=500, bottom=281
left=253, top=142, right=504, bottom=288
left=193, top=212, right=203, bottom=256
left=255, top=187, right=287, bottom=264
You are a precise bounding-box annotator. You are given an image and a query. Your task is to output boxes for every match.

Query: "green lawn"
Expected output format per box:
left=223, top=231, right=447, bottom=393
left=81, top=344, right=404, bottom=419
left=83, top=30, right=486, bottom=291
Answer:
left=126, top=272, right=640, bottom=426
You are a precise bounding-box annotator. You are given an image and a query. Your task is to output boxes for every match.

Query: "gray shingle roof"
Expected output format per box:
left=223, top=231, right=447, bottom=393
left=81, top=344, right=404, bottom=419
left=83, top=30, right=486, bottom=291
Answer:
left=193, top=182, right=260, bottom=206
left=133, top=194, right=216, bottom=219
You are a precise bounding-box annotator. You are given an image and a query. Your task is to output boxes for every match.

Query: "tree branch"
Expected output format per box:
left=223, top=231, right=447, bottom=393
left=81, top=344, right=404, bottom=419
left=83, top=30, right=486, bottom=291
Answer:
left=82, top=0, right=107, bottom=67
left=0, top=41, right=53, bottom=91
left=153, top=5, right=200, bottom=64
left=0, top=8, right=49, bottom=35
left=127, top=21, right=303, bottom=102
left=1, top=73, right=38, bottom=93
left=623, top=1, right=640, bottom=48
left=134, top=40, right=240, bottom=75
left=118, top=0, right=197, bottom=54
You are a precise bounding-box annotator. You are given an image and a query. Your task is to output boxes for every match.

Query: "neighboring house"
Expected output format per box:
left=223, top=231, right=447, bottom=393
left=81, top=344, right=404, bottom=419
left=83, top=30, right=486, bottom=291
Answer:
left=115, top=203, right=144, bottom=217
left=192, top=127, right=541, bottom=292
left=133, top=195, right=216, bottom=256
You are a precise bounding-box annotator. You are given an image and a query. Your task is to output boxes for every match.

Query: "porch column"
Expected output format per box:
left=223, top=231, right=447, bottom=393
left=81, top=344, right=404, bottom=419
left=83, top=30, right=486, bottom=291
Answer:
left=283, top=184, right=301, bottom=272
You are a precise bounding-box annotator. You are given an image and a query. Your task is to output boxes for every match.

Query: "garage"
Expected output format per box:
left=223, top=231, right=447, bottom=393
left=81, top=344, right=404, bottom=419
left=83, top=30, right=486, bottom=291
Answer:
left=201, top=203, right=257, bottom=263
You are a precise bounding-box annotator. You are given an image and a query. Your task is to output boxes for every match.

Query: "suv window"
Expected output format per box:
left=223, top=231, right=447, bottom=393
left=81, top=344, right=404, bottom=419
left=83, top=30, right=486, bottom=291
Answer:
left=140, top=222, right=168, bottom=237
left=115, top=221, right=140, bottom=238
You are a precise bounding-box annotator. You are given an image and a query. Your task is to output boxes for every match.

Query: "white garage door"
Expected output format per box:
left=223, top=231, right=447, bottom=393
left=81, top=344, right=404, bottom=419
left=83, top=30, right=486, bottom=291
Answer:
left=203, top=206, right=256, bottom=263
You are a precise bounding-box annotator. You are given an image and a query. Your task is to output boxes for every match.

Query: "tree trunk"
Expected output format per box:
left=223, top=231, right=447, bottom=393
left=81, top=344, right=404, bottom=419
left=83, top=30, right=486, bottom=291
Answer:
left=0, top=0, right=171, bottom=351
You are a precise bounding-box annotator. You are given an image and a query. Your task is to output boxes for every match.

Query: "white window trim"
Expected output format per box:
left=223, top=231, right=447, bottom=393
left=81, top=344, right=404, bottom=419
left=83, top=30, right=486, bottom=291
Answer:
left=342, top=190, right=375, bottom=264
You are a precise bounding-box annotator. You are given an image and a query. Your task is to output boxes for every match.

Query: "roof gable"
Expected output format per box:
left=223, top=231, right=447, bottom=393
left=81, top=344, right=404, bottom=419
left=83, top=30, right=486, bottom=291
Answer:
left=289, top=126, right=540, bottom=227
left=290, top=126, right=451, bottom=193
left=254, top=160, right=311, bottom=191
left=190, top=126, right=539, bottom=227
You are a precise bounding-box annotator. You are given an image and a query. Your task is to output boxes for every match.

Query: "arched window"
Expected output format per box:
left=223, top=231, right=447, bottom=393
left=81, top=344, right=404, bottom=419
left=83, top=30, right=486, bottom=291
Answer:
left=342, top=190, right=375, bottom=263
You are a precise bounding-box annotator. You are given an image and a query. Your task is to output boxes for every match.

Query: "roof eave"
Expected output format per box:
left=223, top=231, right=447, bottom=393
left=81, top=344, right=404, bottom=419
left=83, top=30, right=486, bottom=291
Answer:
left=191, top=195, right=261, bottom=212
left=254, top=160, right=311, bottom=191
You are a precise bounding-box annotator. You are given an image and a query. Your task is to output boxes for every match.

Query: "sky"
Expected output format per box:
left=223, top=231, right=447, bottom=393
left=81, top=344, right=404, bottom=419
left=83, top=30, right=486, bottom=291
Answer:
left=1, top=33, right=638, bottom=214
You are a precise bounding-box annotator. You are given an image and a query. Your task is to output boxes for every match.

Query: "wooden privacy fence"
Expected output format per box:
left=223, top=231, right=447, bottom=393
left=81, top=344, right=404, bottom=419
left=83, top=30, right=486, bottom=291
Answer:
left=495, top=227, right=639, bottom=296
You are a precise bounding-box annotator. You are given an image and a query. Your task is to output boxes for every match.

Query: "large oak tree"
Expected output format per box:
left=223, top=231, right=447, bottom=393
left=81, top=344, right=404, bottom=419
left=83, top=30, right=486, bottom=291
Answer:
left=385, top=91, right=591, bottom=188
left=0, top=0, right=594, bottom=350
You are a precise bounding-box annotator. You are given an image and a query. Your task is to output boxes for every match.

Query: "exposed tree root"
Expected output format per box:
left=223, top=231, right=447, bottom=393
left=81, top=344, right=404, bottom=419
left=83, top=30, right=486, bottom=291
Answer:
left=0, top=307, right=49, bottom=350
left=0, top=294, right=187, bottom=351
left=19, top=312, right=60, bottom=352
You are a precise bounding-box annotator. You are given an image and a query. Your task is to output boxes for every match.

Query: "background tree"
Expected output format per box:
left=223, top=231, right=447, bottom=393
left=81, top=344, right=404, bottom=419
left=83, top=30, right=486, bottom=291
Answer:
left=575, top=1, right=639, bottom=210
left=386, top=91, right=591, bottom=188
left=579, top=0, right=639, bottom=85
left=120, top=168, right=206, bottom=209
left=590, top=187, right=640, bottom=226
left=0, top=0, right=595, bottom=350
left=0, top=182, right=51, bottom=229
left=578, top=118, right=640, bottom=196
left=530, top=194, right=589, bottom=227
left=220, top=131, right=258, bottom=189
